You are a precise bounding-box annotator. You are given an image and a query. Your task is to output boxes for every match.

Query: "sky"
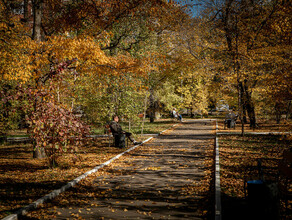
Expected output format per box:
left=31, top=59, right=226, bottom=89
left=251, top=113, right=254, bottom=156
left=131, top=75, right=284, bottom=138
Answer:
left=174, top=0, right=204, bottom=17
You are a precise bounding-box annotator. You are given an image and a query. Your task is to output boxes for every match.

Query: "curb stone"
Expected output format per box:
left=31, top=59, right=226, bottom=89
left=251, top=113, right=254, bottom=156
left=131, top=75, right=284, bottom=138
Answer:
left=215, top=120, right=222, bottom=220
left=1, top=123, right=179, bottom=220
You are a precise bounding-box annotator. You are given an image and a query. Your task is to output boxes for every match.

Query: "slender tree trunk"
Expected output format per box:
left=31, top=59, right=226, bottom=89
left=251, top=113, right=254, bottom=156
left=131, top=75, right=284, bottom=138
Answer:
left=32, top=0, right=43, bottom=41
left=149, top=88, right=155, bottom=123
left=23, top=0, right=29, bottom=22
left=275, top=102, right=281, bottom=124
left=141, top=93, right=148, bottom=135
left=286, top=100, right=291, bottom=120
left=238, top=81, right=245, bottom=136
left=190, top=105, right=194, bottom=118
left=242, top=98, right=248, bottom=123
left=239, top=83, right=247, bottom=123
left=243, top=82, right=256, bottom=128
left=32, top=0, right=46, bottom=159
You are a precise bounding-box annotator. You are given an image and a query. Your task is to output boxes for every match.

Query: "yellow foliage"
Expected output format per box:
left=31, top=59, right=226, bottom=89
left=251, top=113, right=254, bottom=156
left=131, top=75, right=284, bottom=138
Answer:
left=0, top=12, right=32, bottom=82
left=1, top=31, right=111, bottom=83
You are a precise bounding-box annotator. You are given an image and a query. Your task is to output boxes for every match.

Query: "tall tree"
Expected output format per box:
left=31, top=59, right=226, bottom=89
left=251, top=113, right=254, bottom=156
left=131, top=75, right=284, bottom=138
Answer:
left=191, top=0, right=291, bottom=131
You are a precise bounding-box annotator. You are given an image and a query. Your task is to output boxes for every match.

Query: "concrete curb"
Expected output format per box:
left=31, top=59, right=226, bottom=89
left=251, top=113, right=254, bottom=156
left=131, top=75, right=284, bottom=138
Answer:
left=2, top=123, right=179, bottom=220
left=215, top=120, right=222, bottom=220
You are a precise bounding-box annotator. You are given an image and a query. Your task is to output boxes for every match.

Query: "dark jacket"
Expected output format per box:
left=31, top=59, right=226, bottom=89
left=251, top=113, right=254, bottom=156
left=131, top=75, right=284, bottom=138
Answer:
left=109, top=121, right=123, bottom=135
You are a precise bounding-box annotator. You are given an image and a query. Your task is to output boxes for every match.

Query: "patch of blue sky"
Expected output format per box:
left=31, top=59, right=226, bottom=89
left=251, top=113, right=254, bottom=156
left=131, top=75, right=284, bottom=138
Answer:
left=173, top=0, right=204, bottom=17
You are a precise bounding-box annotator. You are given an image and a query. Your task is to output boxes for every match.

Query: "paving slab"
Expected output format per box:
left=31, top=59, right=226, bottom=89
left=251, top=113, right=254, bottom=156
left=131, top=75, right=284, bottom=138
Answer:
left=20, top=119, right=216, bottom=220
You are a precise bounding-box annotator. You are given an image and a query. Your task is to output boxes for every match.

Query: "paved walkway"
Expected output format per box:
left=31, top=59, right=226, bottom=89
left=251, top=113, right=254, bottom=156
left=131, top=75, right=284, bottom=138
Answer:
left=21, top=119, right=216, bottom=220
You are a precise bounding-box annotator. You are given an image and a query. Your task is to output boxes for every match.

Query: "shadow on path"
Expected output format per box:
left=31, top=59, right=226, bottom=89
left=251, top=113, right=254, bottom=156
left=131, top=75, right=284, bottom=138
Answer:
left=20, top=119, right=216, bottom=220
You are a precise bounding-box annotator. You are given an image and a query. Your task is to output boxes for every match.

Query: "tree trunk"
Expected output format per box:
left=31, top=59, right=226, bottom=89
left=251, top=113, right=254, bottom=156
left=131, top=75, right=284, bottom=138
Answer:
left=32, top=0, right=43, bottom=41
left=243, top=82, right=256, bottom=128
left=190, top=105, right=194, bottom=118
left=23, top=0, right=29, bottom=22
left=242, top=101, right=248, bottom=123
left=33, top=147, right=46, bottom=158
left=31, top=138, right=46, bottom=158
left=149, top=88, right=155, bottom=123
left=238, top=81, right=245, bottom=136
left=275, top=102, right=281, bottom=124
left=32, top=0, right=45, bottom=159
left=286, top=100, right=291, bottom=120
left=141, top=93, right=148, bottom=135
left=246, top=101, right=256, bottom=129
left=239, top=83, right=248, bottom=124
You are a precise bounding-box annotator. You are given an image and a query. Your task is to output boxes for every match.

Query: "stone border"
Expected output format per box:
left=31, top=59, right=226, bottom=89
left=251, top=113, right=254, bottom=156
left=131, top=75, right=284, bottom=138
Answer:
left=2, top=123, right=179, bottom=220
left=215, top=121, right=222, bottom=220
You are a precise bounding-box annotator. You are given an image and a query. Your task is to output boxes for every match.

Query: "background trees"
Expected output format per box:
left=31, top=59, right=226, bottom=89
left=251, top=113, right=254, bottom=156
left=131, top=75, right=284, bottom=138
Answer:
left=190, top=0, right=291, bottom=130
left=1, top=0, right=291, bottom=163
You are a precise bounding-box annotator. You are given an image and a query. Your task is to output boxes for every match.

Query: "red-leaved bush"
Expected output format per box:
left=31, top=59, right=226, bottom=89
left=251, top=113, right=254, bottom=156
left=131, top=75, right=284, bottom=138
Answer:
left=27, top=97, right=90, bottom=167
left=15, top=59, right=90, bottom=167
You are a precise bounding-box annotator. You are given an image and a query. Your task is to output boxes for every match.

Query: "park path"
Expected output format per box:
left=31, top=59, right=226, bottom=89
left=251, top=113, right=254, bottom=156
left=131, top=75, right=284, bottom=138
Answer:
left=22, top=119, right=216, bottom=220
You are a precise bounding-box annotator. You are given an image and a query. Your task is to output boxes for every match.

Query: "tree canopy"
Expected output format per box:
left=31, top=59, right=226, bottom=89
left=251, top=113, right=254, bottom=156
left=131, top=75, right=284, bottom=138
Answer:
left=1, top=0, right=291, bottom=164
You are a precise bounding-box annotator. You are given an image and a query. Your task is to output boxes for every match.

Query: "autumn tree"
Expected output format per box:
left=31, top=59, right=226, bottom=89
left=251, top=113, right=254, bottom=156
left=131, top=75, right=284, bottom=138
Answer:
left=0, top=0, right=33, bottom=135
left=1, top=0, right=199, bottom=146
left=187, top=0, right=291, bottom=132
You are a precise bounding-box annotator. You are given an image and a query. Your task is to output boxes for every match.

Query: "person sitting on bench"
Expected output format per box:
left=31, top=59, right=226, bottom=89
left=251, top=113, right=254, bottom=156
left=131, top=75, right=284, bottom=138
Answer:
left=224, top=110, right=237, bottom=129
left=109, top=115, right=142, bottom=148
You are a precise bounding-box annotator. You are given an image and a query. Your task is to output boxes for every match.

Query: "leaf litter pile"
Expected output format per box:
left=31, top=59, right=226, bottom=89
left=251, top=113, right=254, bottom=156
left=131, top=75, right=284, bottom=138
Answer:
left=219, top=134, right=292, bottom=219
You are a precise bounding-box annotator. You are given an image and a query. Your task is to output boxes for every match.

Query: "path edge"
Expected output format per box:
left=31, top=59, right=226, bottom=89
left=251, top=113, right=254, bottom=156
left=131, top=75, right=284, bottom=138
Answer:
left=215, top=120, right=222, bottom=220
left=2, top=123, right=179, bottom=220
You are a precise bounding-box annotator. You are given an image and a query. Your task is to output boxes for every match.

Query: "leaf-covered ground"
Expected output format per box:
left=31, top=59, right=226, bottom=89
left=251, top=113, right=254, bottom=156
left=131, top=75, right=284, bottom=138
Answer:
left=219, top=134, right=292, bottom=219
left=0, top=120, right=178, bottom=219
left=19, top=119, right=215, bottom=220
left=1, top=118, right=291, bottom=219
left=0, top=139, right=125, bottom=219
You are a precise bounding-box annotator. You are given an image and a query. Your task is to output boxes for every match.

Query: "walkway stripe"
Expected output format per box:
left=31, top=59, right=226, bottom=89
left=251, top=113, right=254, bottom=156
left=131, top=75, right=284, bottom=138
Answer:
left=215, top=120, right=222, bottom=220
left=2, top=124, right=179, bottom=220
